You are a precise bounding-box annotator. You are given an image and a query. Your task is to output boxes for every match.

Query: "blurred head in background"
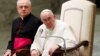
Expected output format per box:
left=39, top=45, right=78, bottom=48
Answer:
left=17, top=0, right=32, bottom=18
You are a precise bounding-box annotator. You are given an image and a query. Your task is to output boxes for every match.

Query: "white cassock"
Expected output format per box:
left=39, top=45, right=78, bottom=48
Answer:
left=31, top=20, right=79, bottom=56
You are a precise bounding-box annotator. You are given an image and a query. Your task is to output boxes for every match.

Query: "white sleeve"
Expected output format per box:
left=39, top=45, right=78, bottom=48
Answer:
left=30, top=27, right=42, bottom=53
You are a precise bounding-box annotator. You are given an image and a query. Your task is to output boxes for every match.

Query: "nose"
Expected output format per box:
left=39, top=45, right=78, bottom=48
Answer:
left=22, top=6, right=25, bottom=10
left=46, top=20, right=50, bottom=24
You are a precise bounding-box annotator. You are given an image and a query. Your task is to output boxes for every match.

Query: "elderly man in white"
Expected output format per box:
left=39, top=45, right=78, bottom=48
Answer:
left=30, top=9, right=78, bottom=56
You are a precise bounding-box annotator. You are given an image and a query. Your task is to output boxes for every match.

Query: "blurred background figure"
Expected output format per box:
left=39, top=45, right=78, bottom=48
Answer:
left=3, top=0, right=42, bottom=56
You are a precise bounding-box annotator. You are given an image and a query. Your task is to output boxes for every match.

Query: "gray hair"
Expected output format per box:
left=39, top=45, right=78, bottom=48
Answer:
left=17, top=0, right=31, bottom=6
left=40, top=9, right=54, bottom=17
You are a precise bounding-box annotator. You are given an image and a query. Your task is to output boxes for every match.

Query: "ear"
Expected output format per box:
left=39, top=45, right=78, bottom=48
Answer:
left=53, top=15, right=56, bottom=20
left=30, top=6, right=32, bottom=12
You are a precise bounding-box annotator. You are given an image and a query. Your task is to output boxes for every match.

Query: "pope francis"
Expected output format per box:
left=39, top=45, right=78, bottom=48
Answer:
left=30, top=9, right=79, bottom=56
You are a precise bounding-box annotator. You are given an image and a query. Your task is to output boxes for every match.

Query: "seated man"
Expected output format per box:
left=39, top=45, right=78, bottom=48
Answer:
left=30, top=9, right=78, bottom=56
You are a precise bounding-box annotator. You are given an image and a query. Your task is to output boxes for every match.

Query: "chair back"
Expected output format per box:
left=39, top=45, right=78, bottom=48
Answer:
left=60, top=0, right=96, bottom=56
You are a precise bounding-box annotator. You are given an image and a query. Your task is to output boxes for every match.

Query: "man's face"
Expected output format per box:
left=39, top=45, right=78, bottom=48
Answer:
left=17, top=1, right=31, bottom=17
left=41, top=13, right=55, bottom=29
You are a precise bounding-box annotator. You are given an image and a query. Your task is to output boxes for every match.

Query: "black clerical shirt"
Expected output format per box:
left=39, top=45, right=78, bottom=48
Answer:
left=7, top=13, right=42, bottom=51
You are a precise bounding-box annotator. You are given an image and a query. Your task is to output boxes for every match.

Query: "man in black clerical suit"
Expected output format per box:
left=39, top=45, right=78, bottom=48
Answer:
left=3, top=0, right=42, bottom=56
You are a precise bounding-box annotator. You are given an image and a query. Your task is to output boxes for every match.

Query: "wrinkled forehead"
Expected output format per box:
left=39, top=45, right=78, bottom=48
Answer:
left=41, top=10, right=54, bottom=17
left=17, top=0, right=31, bottom=6
left=41, top=12, right=51, bottom=19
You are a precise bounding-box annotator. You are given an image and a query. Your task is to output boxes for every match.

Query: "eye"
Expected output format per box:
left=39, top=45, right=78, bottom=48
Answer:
left=42, top=17, right=51, bottom=23
left=48, top=17, right=51, bottom=20
left=47, top=17, right=52, bottom=21
left=19, top=6, right=23, bottom=9
left=18, top=6, right=29, bottom=9
left=24, top=6, right=28, bottom=8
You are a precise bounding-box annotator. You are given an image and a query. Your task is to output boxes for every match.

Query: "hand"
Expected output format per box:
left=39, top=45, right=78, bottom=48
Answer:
left=3, top=49, right=11, bottom=56
left=49, top=45, right=59, bottom=56
left=12, top=53, right=16, bottom=56
left=31, top=49, right=40, bottom=56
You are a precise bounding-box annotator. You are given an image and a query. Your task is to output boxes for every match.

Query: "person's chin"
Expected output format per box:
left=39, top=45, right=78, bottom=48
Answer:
left=47, top=27, right=53, bottom=30
left=21, top=14, right=27, bottom=17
